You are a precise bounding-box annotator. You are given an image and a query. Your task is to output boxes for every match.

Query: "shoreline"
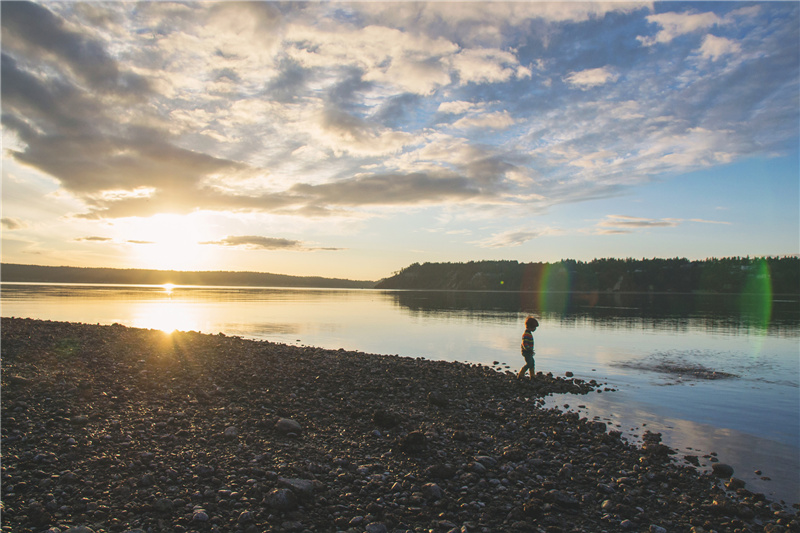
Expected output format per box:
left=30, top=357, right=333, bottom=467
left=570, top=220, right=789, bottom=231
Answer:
left=2, top=318, right=798, bottom=532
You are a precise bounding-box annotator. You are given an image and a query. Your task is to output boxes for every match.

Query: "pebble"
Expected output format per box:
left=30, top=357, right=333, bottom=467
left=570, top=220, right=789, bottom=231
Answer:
left=1, top=318, right=797, bottom=533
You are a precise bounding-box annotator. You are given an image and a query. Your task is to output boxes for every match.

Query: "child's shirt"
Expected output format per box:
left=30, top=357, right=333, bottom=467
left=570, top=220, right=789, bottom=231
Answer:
left=521, top=329, right=534, bottom=355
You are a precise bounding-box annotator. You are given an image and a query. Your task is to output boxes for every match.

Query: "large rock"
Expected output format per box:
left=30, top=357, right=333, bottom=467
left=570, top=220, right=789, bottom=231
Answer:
left=712, top=463, right=734, bottom=478
left=275, top=418, right=302, bottom=435
left=264, top=488, right=298, bottom=511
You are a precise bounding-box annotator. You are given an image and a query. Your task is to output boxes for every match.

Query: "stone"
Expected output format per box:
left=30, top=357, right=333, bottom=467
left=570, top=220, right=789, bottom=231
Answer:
left=373, top=409, right=402, bottom=428
left=224, top=426, right=238, bottom=438
left=275, top=418, right=302, bottom=435
left=278, top=477, right=315, bottom=498
left=427, top=391, right=449, bottom=407
left=421, top=482, right=443, bottom=500
left=398, top=431, right=427, bottom=453
left=264, top=488, right=298, bottom=511
left=712, top=463, right=734, bottom=478
left=365, top=523, right=388, bottom=533
left=154, top=498, right=173, bottom=512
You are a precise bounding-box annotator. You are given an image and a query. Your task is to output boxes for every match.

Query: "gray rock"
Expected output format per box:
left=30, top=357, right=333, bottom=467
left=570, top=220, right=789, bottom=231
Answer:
left=275, top=418, right=302, bottom=435
left=264, top=488, right=298, bottom=511
left=278, top=477, right=314, bottom=498
left=224, top=426, right=238, bottom=438
left=154, top=498, right=173, bottom=512
left=421, top=482, right=443, bottom=500
left=366, top=523, right=388, bottom=533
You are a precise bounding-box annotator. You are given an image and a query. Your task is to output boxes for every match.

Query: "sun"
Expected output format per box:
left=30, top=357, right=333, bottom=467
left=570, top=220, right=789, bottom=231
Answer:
left=122, top=214, right=213, bottom=271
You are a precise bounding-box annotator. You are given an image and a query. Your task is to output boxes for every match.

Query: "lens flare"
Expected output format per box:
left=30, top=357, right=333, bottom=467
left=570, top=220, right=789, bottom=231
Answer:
left=740, top=259, right=773, bottom=332
left=538, top=262, right=572, bottom=316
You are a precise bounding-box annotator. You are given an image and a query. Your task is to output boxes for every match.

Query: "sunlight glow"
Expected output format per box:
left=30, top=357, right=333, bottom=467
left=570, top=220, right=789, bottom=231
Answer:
left=130, top=301, right=202, bottom=334
left=120, top=214, right=214, bottom=271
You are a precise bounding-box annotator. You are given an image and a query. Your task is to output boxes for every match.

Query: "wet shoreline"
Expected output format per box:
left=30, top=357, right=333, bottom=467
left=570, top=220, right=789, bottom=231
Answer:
left=2, top=318, right=798, bottom=532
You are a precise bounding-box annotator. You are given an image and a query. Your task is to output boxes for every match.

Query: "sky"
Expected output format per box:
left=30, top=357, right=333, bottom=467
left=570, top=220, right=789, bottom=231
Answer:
left=1, top=1, right=798, bottom=281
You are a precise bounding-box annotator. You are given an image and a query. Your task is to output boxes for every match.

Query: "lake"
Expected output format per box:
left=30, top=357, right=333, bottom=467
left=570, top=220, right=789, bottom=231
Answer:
left=2, top=282, right=798, bottom=505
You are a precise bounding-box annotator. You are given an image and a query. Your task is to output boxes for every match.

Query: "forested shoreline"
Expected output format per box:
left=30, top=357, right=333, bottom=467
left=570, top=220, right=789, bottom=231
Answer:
left=3, top=257, right=798, bottom=294
left=376, top=257, right=800, bottom=294
left=0, top=264, right=375, bottom=289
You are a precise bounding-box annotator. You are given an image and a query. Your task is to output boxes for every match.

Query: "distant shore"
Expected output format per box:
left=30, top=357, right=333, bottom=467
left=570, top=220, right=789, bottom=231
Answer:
left=2, top=318, right=797, bottom=532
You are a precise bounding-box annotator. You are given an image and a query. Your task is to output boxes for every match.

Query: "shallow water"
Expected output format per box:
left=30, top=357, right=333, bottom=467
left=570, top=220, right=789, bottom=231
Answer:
left=2, top=283, right=798, bottom=504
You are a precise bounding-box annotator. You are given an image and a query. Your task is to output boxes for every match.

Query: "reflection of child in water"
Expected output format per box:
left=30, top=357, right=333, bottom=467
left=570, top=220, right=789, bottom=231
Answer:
left=517, top=316, right=538, bottom=380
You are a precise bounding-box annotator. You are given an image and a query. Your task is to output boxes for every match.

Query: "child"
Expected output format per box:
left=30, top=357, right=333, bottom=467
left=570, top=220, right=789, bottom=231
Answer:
left=517, top=316, right=538, bottom=380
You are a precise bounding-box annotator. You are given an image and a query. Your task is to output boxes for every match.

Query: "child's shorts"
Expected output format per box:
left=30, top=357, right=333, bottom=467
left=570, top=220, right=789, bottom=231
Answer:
left=522, top=352, right=535, bottom=367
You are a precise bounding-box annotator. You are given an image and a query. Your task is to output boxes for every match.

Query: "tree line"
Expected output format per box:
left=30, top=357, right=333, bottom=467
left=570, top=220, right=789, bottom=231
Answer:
left=0, top=264, right=374, bottom=289
left=375, top=257, right=800, bottom=294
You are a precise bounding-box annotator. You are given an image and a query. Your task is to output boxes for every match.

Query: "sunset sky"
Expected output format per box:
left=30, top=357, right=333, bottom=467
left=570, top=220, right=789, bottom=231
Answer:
left=2, top=1, right=798, bottom=281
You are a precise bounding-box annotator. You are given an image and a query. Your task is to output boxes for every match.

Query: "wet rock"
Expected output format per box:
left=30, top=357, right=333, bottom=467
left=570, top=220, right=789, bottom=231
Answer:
left=712, top=463, right=735, bottom=478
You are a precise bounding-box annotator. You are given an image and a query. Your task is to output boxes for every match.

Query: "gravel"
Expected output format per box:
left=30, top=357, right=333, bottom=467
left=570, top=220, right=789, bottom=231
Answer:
left=2, top=317, right=798, bottom=533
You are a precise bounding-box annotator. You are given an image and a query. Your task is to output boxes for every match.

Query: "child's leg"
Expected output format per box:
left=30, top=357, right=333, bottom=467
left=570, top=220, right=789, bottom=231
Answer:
left=517, top=364, right=528, bottom=379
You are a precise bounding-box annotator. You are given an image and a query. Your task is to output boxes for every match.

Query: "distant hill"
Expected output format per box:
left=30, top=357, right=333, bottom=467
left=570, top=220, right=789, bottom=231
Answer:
left=1, top=264, right=376, bottom=289
left=375, top=257, right=800, bottom=294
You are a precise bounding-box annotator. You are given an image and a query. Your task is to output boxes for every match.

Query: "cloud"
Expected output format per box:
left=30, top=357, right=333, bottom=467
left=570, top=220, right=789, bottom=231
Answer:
left=638, top=10, right=722, bottom=47
left=599, top=215, right=678, bottom=230
left=473, top=228, right=551, bottom=248
left=564, top=67, right=619, bottom=89
left=0, top=1, right=796, bottom=233
left=595, top=215, right=732, bottom=235
left=1, top=217, right=27, bottom=230
left=451, top=48, right=529, bottom=85
left=1, top=2, right=150, bottom=99
left=438, top=100, right=481, bottom=115
left=200, top=235, right=342, bottom=252
left=75, top=236, right=114, bottom=242
left=698, top=35, right=742, bottom=61
left=452, top=111, right=516, bottom=130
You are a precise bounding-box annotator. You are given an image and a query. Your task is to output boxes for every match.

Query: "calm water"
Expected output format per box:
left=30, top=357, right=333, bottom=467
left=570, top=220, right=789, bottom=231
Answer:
left=2, top=283, right=798, bottom=504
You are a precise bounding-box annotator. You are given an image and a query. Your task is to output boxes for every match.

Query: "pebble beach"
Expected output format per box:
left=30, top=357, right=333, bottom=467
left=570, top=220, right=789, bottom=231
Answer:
left=2, top=318, right=798, bottom=533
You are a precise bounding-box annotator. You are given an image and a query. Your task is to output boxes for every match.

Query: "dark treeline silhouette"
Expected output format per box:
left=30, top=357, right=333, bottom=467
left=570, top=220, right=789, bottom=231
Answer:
left=376, top=257, right=800, bottom=295
left=1, top=264, right=375, bottom=289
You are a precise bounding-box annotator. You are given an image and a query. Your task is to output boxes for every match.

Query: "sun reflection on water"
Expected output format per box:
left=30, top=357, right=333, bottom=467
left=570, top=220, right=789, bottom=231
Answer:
left=130, top=296, right=203, bottom=334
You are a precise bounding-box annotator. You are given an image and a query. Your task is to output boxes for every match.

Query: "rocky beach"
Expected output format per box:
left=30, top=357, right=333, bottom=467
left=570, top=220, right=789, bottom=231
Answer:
left=2, top=318, right=798, bottom=533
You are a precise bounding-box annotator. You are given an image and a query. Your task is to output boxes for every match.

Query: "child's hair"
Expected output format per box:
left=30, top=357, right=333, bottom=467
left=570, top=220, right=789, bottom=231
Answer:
left=525, top=316, right=539, bottom=329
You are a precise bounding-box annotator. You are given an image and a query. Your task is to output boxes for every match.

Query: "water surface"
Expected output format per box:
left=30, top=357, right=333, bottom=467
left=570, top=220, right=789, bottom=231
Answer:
left=2, top=283, right=798, bottom=504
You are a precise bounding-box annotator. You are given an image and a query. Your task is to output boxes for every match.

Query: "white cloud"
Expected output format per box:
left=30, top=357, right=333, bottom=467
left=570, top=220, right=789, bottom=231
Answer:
left=638, top=10, right=722, bottom=47
left=698, top=35, right=742, bottom=61
left=452, top=111, right=515, bottom=130
left=451, top=48, right=528, bottom=85
left=564, top=67, right=619, bottom=89
left=438, top=100, right=481, bottom=115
